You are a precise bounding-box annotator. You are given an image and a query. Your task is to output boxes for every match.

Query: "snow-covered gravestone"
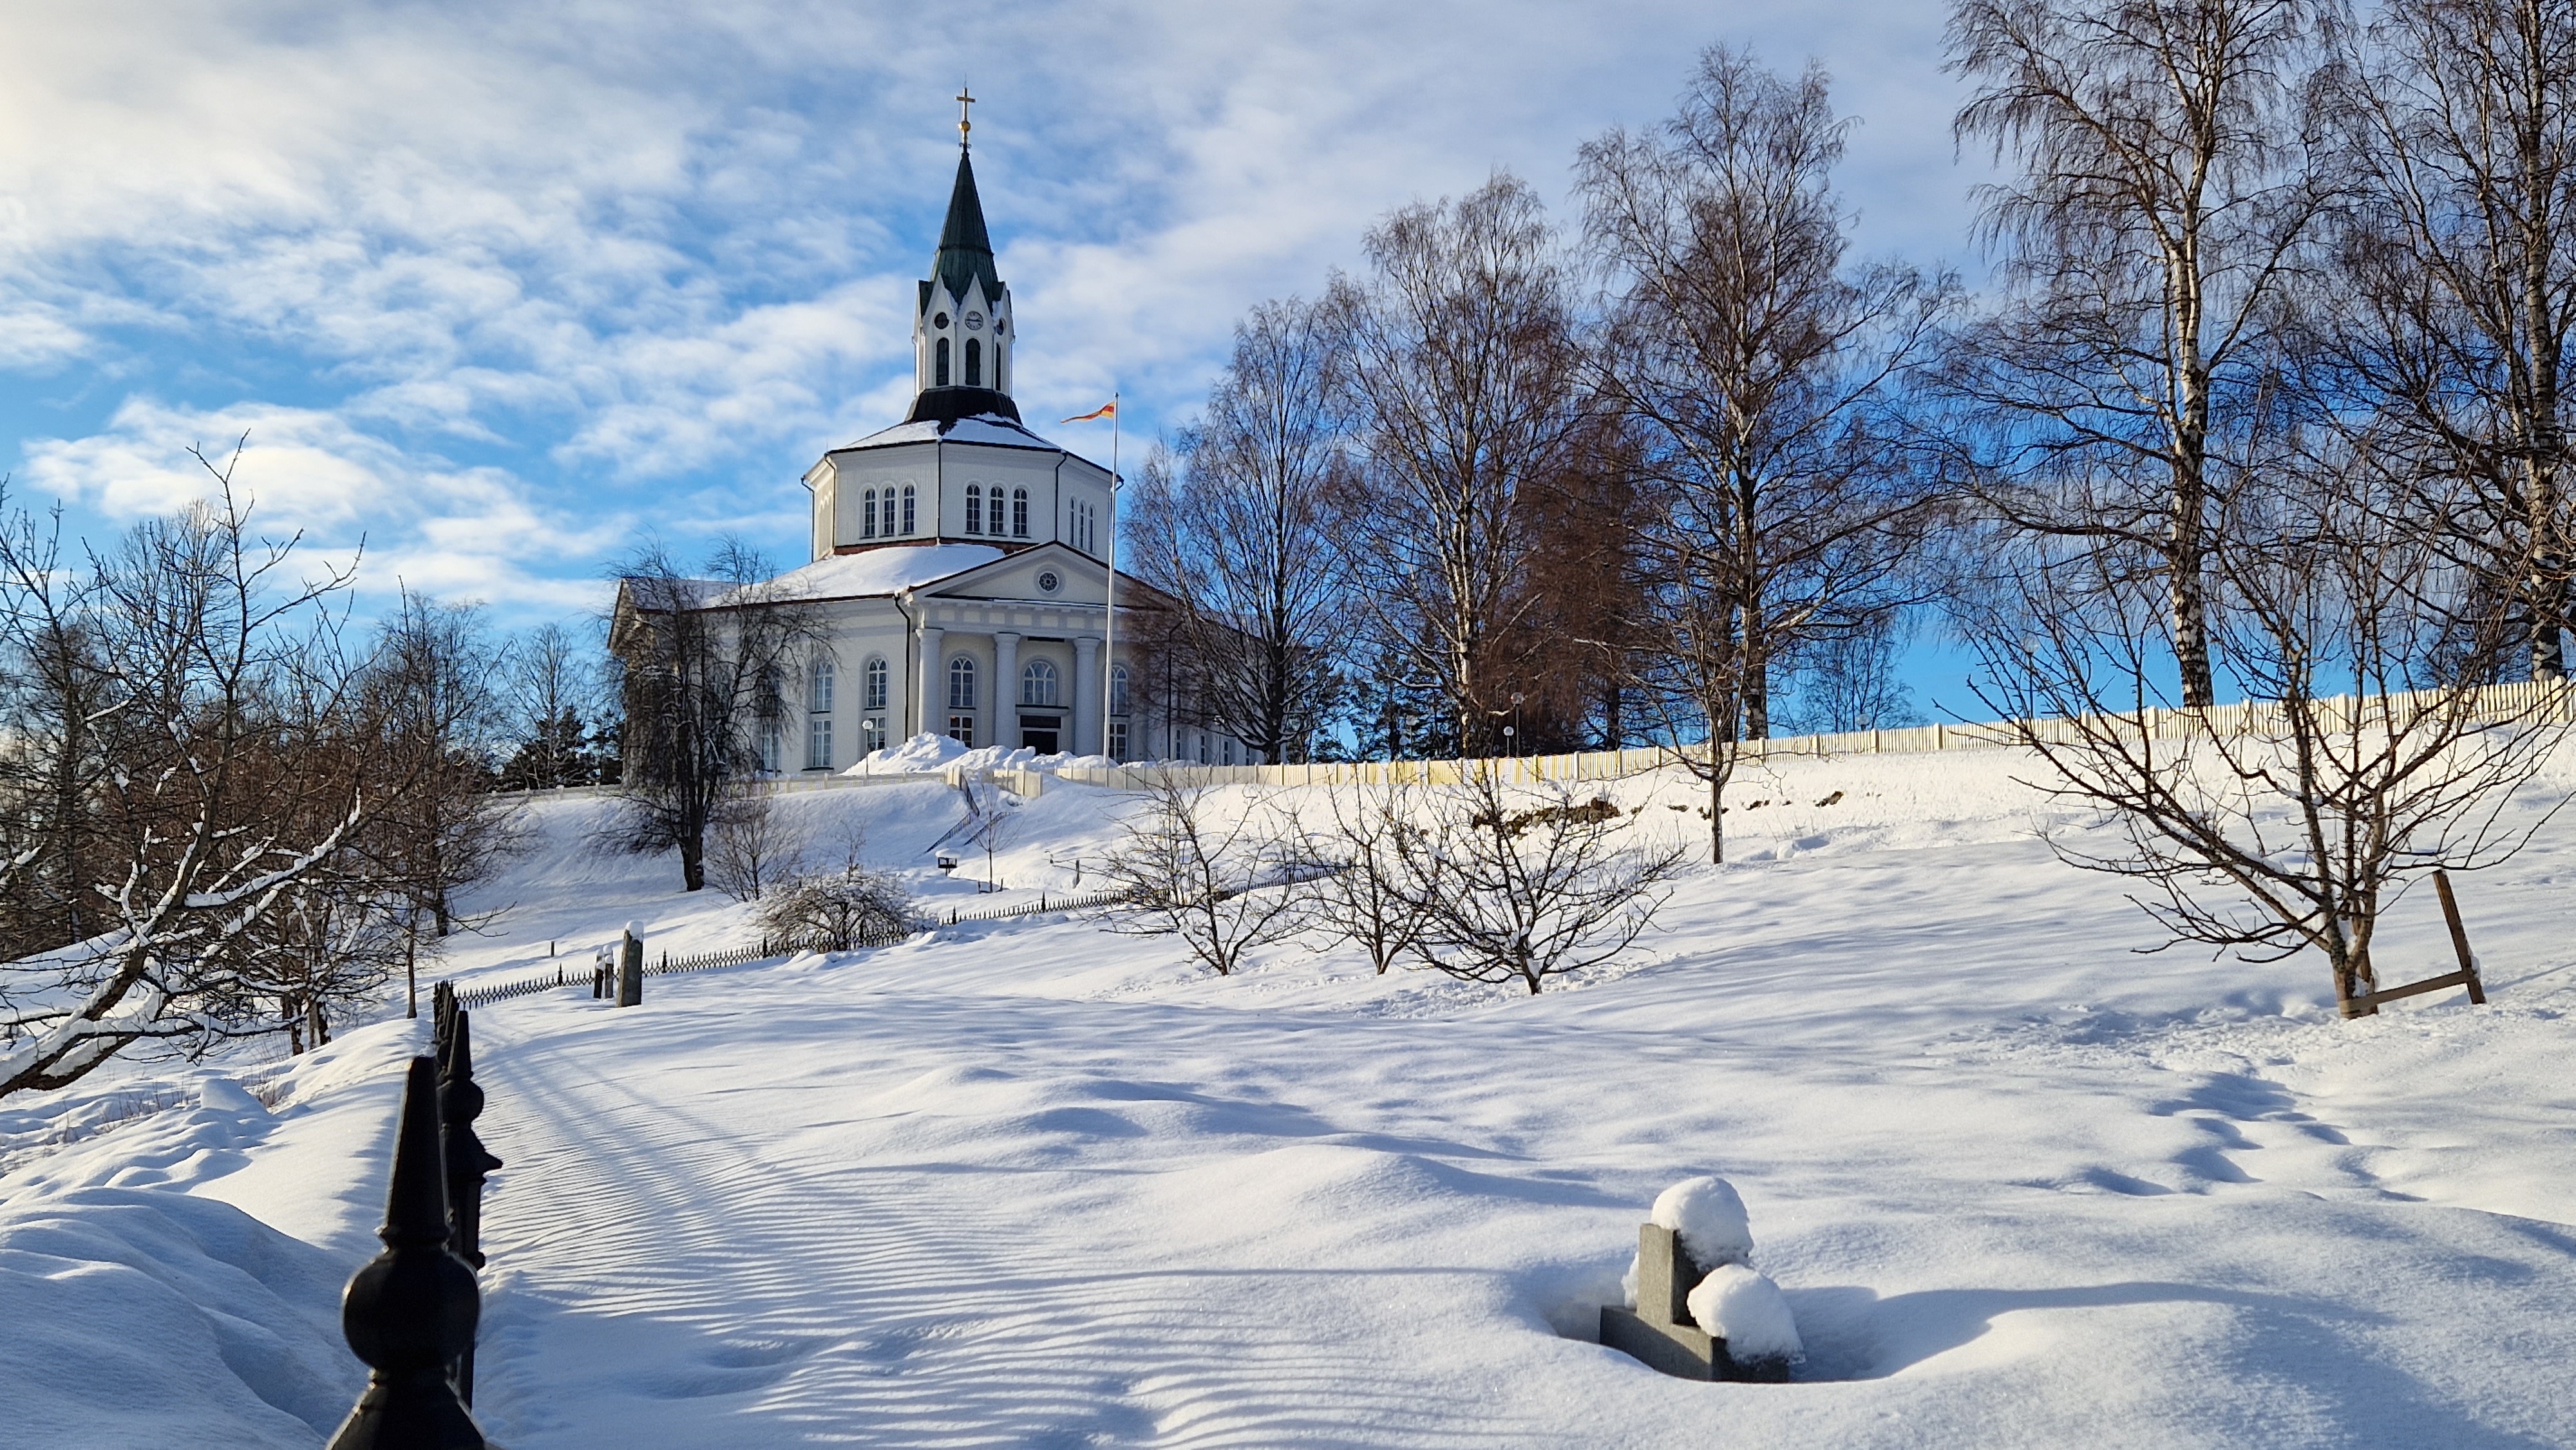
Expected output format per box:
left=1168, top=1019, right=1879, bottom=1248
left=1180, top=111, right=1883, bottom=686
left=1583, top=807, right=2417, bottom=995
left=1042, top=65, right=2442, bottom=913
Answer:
left=1600, top=1176, right=1799, bottom=1382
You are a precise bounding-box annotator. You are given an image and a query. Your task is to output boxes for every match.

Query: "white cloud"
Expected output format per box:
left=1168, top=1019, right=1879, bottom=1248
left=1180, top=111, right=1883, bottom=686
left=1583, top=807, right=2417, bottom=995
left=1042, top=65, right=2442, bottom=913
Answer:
left=1, top=0, right=1989, bottom=613
left=19, top=397, right=625, bottom=613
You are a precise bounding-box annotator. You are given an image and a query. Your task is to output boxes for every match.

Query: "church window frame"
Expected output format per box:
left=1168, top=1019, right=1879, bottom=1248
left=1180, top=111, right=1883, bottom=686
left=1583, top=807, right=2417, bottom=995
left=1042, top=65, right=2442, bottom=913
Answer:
left=947, top=654, right=977, bottom=710
left=862, top=717, right=887, bottom=755
left=1011, top=487, right=1029, bottom=538
left=1110, top=664, right=1131, bottom=717
left=1107, top=719, right=1128, bottom=762
left=965, top=484, right=983, bottom=534
left=935, top=337, right=951, bottom=387
left=1020, top=658, right=1059, bottom=707
left=807, top=713, right=833, bottom=770
left=862, top=487, right=879, bottom=539
left=863, top=656, right=889, bottom=711
left=965, top=337, right=982, bottom=387
left=808, top=657, right=835, bottom=715
left=902, top=485, right=916, bottom=534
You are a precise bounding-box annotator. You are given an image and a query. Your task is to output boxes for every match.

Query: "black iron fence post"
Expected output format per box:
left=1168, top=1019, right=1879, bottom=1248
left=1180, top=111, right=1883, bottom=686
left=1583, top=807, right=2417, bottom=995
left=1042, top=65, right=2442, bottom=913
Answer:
left=437, top=1010, right=503, bottom=1404
left=325, top=1057, right=489, bottom=1449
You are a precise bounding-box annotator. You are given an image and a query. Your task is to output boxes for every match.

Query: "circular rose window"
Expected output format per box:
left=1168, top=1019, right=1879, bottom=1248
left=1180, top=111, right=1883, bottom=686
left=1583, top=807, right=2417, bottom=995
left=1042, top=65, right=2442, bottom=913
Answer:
left=933, top=312, right=949, bottom=329
left=965, top=311, right=985, bottom=330
left=1036, top=570, right=1061, bottom=594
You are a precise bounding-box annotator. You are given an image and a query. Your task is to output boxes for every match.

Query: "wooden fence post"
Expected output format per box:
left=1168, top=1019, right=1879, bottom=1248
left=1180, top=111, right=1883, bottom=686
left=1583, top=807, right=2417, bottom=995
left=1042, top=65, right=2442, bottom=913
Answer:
left=2434, top=870, right=2488, bottom=1004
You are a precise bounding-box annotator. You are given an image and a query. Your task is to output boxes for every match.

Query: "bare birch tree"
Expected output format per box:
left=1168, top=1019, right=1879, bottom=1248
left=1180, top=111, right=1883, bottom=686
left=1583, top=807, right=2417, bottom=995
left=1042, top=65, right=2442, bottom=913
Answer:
left=1128, top=298, right=1353, bottom=762
left=608, top=540, right=815, bottom=892
left=1577, top=45, right=1954, bottom=860
left=359, top=592, right=516, bottom=939
left=2311, top=0, right=2576, bottom=679
left=1329, top=174, right=1593, bottom=756
left=1947, top=0, right=2330, bottom=708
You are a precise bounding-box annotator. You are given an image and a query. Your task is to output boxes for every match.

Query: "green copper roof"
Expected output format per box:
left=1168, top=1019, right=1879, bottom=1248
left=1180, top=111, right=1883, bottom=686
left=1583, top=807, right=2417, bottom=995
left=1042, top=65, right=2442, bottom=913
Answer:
left=932, top=147, right=1005, bottom=306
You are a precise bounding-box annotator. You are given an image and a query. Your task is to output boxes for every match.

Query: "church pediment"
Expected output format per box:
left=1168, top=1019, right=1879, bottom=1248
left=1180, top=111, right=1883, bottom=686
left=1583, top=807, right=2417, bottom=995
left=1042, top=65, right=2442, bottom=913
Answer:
left=915, top=541, right=1108, bottom=606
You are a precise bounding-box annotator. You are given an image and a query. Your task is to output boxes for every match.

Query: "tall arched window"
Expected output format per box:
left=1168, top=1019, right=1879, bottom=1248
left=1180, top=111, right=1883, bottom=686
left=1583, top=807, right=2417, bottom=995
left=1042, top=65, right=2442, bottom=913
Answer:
left=758, top=664, right=786, bottom=773
left=807, top=658, right=836, bottom=770
left=1011, top=487, right=1029, bottom=538
left=994, top=343, right=1006, bottom=393
left=965, top=484, right=983, bottom=534
left=964, top=337, right=982, bottom=386
left=862, top=488, right=878, bottom=538
left=1110, top=664, right=1130, bottom=717
left=935, top=337, right=951, bottom=386
left=864, top=656, right=888, bottom=711
left=902, top=484, right=917, bottom=534
left=1020, top=658, right=1058, bottom=706
left=947, top=655, right=977, bottom=710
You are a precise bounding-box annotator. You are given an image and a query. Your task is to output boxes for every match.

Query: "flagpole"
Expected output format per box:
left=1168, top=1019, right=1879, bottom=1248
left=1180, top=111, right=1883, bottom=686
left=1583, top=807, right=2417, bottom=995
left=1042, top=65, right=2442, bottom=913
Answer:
left=1103, top=391, right=1121, bottom=760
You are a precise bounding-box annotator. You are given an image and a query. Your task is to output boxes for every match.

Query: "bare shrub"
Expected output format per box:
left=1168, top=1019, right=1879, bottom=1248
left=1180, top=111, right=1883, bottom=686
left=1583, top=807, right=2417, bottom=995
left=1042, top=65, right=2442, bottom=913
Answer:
left=705, top=787, right=808, bottom=903
left=1969, top=464, right=2571, bottom=1015
left=1101, top=771, right=1308, bottom=976
left=753, top=852, right=921, bottom=952
left=1404, top=766, right=1687, bottom=994
left=1300, top=783, right=1435, bottom=974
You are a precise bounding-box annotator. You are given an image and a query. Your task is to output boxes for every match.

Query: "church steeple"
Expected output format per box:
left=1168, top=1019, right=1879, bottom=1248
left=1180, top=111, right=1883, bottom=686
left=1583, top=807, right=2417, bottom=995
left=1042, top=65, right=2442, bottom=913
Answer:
left=909, top=91, right=1018, bottom=424
left=932, top=149, right=1003, bottom=308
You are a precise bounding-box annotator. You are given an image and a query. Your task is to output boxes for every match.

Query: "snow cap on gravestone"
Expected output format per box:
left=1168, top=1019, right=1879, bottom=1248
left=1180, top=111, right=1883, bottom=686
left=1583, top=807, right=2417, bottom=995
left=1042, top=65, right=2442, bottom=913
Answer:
left=1652, top=1175, right=1754, bottom=1268
left=1685, top=1263, right=1803, bottom=1362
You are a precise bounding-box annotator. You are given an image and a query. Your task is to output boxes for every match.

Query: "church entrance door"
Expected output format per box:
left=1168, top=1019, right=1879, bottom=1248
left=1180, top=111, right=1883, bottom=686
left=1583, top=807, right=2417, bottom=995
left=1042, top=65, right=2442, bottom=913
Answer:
left=1019, top=715, right=1062, bottom=753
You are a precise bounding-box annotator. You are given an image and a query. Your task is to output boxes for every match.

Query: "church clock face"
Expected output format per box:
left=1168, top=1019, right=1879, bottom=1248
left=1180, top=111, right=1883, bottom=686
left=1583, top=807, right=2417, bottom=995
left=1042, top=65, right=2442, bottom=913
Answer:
left=965, top=311, right=985, bottom=330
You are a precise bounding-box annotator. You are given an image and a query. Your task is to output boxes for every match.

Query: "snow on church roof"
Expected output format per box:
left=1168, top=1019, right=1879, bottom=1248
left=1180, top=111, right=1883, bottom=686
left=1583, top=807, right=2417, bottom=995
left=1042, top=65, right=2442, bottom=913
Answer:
left=835, top=411, right=1068, bottom=454
left=709, top=543, right=1007, bottom=606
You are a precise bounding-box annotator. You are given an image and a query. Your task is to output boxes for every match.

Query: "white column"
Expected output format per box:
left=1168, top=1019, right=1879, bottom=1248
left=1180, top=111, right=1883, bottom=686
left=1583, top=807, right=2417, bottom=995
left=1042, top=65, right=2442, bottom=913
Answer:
left=993, top=632, right=1021, bottom=749
left=918, top=625, right=944, bottom=739
left=1072, top=635, right=1101, bottom=756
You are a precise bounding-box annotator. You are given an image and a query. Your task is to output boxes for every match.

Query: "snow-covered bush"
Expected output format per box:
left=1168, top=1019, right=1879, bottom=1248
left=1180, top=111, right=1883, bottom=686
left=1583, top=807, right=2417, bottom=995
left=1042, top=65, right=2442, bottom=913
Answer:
left=752, top=861, right=922, bottom=950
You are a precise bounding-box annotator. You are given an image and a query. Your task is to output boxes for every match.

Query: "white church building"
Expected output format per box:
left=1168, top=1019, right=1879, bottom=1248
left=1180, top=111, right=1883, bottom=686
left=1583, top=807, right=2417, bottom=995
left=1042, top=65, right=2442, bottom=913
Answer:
left=625, top=124, right=1256, bottom=771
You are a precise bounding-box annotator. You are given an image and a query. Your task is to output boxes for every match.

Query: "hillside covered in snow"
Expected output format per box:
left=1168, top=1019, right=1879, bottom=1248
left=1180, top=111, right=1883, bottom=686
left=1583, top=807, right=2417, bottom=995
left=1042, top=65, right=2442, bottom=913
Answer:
left=5, top=748, right=2574, bottom=1448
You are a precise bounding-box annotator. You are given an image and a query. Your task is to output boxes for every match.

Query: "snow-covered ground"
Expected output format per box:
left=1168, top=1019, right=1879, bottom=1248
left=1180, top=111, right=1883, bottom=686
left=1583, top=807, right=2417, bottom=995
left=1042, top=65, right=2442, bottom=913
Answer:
left=6, top=748, right=2575, bottom=1447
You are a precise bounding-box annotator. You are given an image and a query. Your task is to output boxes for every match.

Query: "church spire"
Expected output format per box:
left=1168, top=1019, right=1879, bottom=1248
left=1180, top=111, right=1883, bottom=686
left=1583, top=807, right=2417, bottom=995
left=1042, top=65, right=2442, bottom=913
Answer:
left=932, top=146, right=1003, bottom=308
left=908, top=93, right=1018, bottom=424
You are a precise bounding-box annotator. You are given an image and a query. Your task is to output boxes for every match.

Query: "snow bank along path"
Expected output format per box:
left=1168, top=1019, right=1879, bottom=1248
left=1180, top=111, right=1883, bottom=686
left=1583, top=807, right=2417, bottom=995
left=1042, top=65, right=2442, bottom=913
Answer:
left=7, top=749, right=2576, bottom=1447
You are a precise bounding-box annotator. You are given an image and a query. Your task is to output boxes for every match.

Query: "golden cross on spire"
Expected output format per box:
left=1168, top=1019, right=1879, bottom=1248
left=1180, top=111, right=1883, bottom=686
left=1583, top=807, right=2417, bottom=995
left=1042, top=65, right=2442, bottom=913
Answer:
left=956, top=84, right=974, bottom=147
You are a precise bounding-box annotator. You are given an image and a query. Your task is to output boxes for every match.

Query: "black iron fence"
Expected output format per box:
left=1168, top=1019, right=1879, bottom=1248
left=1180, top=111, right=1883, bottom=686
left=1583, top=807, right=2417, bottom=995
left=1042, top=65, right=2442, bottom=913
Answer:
left=325, top=981, right=500, bottom=1447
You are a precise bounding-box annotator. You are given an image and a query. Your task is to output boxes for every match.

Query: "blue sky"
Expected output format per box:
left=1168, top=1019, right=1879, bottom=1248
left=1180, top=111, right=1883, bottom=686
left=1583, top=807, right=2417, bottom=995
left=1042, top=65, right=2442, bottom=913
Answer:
left=1, top=0, right=1994, bottom=710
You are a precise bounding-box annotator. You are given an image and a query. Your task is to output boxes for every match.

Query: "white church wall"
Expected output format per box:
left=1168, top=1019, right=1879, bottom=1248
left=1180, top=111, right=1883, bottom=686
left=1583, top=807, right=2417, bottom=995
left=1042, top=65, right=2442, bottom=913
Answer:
left=828, top=444, right=936, bottom=551
left=943, top=444, right=1057, bottom=546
